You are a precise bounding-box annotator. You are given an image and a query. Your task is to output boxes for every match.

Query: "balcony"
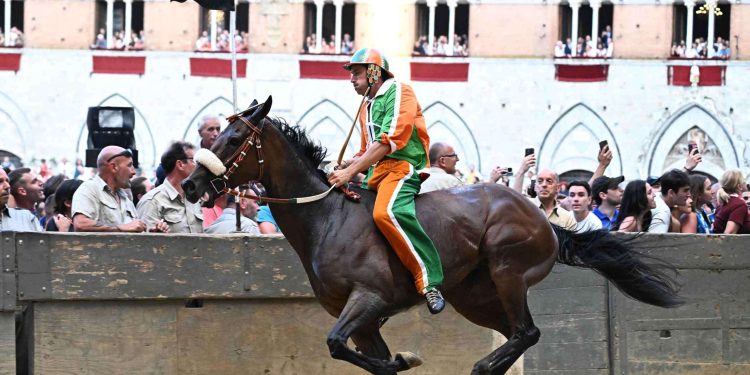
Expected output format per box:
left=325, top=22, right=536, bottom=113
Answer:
left=666, top=58, right=727, bottom=86
left=189, top=53, right=247, bottom=78
left=91, top=51, right=146, bottom=75
left=554, top=58, right=610, bottom=82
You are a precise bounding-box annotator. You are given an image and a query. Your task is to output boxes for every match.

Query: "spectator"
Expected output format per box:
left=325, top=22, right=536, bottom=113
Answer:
left=8, top=27, right=23, bottom=47
left=198, top=115, right=221, bottom=149
left=341, top=33, right=354, bottom=54
left=38, top=159, right=51, bottom=181
left=91, top=32, right=107, bottom=49
left=46, top=179, right=84, bottom=232
left=742, top=187, right=750, bottom=211
left=137, top=141, right=202, bottom=233
left=202, top=194, right=227, bottom=228
left=613, top=180, right=655, bottom=232
left=1, top=156, right=14, bottom=171
left=196, top=31, right=210, bottom=51
left=591, top=175, right=624, bottom=230
left=535, top=169, right=577, bottom=230
left=41, top=174, right=66, bottom=227
left=554, top=41, right=566, bottom=57
left=568, top=180, right=602, bottom=232
left=71, top=147, right=150, bottom=233
left=8, top=168, right=45, bottom=213
left=709, top=182, right=721, bottom=222
left=0, top=168, right=41, bottom=231
left=713, top=169, right=749, bottom=234
left=0, top=32, right=4, bottom=46
left=464, top=164, right=482, bottom=184
left=648, top=169, right=692, bottom=233
left=564, top=37, right=573, bottom=56
left=73, top=158, right=85, bottom=180
left=205, top=193, right=260, bottom=234
left=420, top=142, right=463, bottom=194
left=680, top=175, right=713, bottom=234
left=512, top=151, right=536, bottom=194
left=130, top=176, right=154, bottom=207
left=257, top=204, right=280, bottom=234
left=671, top=196, right=693, bottom=232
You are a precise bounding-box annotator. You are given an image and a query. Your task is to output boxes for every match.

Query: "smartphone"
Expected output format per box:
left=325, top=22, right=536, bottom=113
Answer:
left=688, top=142, right=698, bottom=154
left=525, top=148, right=535, bottom=156
left=599, top=140, right=608, bottom=150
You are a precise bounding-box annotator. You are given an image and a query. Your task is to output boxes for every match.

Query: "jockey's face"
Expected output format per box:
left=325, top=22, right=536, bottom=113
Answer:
left=349, top=65, right=369, bottom=96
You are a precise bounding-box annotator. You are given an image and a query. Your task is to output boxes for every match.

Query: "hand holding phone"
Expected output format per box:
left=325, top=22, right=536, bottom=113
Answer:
left=525, top=148, right=535, bottom=156
left=599, top=140, right=608, bottom=150
left=688, top=142, right=698, bottom=155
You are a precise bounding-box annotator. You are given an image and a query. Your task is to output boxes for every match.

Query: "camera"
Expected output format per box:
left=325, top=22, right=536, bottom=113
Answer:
left=503, top=167, right=514, bottom=177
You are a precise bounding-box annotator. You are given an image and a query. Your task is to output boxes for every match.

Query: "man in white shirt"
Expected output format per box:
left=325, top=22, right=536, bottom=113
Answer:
left=568, top=180, right=602, bottom=232
left=419, top=142, right=463, bottom=194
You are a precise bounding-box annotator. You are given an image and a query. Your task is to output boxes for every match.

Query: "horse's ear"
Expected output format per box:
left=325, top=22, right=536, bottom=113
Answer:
left=249, top=99, right=258, bottom=107
left=249, top=95, right=272, bottom=125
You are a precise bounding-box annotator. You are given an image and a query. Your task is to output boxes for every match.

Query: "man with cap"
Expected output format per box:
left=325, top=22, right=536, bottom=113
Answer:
left=591, top=175, right=625, bottom=230
left=327, top=48, right=445, bottom=314
left=72, top=146, right=165, bottom=233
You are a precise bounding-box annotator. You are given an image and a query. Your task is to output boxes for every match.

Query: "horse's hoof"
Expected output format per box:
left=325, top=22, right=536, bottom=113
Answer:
left=394, top=351, right=423, bottom=369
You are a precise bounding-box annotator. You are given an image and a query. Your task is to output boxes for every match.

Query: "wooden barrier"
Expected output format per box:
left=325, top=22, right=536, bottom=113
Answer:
left=0, top=231, right=748, bottom=374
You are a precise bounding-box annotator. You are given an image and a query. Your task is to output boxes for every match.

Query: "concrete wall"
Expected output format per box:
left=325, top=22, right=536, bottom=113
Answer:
left=23, top=0, right=95, bottom=49
left=145, top=1, right=200, bottom=51
left=613, top=5, right=673, bottom=59
left=469, top=4, right=558, bottom=58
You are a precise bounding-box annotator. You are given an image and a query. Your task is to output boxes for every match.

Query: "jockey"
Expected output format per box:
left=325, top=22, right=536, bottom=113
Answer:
left=327, top=48, right=445, bottom=314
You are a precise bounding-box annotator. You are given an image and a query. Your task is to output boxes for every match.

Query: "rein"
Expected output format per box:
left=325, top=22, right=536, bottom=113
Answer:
left=201, top=109, right=335, bottom=205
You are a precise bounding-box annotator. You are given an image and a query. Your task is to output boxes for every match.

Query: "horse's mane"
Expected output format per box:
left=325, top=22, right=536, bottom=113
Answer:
left=267, top=117, right=328, bottom=174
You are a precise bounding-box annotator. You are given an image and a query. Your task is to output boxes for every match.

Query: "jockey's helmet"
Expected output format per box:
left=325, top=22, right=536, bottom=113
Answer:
left=343, top=48, right=394, bottom=86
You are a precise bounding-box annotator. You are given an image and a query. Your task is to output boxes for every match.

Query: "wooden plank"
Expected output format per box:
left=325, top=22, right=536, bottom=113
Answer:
left=33, top=301, right=179, bottom=375
left=0, top=232, right=17, bottom=311
left=0, top=312, right=15, bottom=375
left=17, top=233, right=313, bottom=301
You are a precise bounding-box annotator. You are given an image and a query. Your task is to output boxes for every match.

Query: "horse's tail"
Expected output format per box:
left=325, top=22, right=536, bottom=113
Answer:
left=552, top=224, right=684, bottom=308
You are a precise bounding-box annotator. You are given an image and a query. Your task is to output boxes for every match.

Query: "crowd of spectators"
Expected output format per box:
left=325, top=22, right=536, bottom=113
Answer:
left=90, top=28, right=145, bottom=50
left=555, top=26, right=614, bottom=58
left=0, top=27, right=24, bottom=47
left=412, top=34, right=469, bottom=57
left=300, top=33, right=354, bottom=54
left=195, top=28, right=249, bottom=53
left=671, top=36, right=731, bottom=59
left=446, top=139, right=749, bottom=235
left=0, top=116, right=281, bottom=235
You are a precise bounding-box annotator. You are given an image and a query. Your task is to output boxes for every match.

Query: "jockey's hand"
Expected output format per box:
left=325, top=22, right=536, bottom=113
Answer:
left=519, top=154, right=536, bottom=175
left=597, top=145, right=613, bottom=167
left=328, top=168, right=355, bottom=188
left=685, top=148, right=702, bottom=171
left=337, top=159, right=355, bottom=170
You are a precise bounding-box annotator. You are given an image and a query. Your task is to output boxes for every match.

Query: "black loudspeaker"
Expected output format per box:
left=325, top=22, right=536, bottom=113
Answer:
left=85, top=106, right=139, bottom=168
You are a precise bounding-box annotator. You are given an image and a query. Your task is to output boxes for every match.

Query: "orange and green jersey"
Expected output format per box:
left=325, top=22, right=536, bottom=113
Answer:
left=356, top=79, right=431, bottom=183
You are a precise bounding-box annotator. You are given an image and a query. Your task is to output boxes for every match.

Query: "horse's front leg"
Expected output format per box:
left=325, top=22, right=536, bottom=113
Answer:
left=326, top=290, right=411, bottom=374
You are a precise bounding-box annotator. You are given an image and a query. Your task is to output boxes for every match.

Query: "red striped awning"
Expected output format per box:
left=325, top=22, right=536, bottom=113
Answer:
left=92, top=55, right=146, bottom=75
left=410, top=62, right=469, bottom=82
left=190, top=57, right=247, bottom=78
left=0, top=53, right=22, bottom=73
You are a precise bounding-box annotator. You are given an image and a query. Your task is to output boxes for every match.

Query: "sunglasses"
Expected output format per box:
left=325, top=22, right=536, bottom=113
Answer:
left=107, top=149, right=133, bottom=163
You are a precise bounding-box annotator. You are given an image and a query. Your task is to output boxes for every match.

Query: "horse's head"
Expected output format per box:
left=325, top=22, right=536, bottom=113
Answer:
left=182, top=96, right=272, bottom=206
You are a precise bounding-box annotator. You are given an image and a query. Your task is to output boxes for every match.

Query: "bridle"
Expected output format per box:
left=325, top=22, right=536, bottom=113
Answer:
left=204, top=108, right=335, bottom=205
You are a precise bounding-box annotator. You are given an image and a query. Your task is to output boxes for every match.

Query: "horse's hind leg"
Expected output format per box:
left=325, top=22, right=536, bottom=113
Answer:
left=472, top=274, right=540, bottom=375
left=326, top=291, right=413, bottom=374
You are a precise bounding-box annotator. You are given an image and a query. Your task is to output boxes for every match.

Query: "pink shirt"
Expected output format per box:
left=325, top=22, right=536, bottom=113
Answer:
left=202, top=206, right=223, bottom=228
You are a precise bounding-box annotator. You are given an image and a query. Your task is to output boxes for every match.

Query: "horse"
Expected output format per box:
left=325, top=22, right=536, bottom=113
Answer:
left=182, top=96, right=682, bottom=375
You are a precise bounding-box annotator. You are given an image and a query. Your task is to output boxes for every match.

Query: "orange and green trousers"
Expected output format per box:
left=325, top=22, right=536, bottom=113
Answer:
left=366, top=159, right=444, bottom=294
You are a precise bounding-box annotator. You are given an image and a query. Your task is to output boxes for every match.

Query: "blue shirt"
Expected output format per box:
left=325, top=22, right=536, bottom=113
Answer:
left=257, top=206, right=280, bottom=233
left=592, top=207, right=619, bottom=231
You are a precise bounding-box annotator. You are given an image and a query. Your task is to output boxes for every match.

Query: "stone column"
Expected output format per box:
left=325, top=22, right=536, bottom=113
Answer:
left=3, top=0, right=11, bottom=47
left=315, top=0, right=324, bottom=53
left=334, top=0, right=343, bottom=54
left=570, top=0, right=582, bottom=51
left=427, top=0, right=437, bottom=55
left=447, top=0, right=457, bottom=55
left=124, top=0, right=133, bottom=45
left=706, top=0, right=717, bottom=57
left=106, top=0, right=115, bottom=48
left=590, top=0, right=601, bottom=43
left=685, top=0, right=695, bottom=49
left=210, top=10, right=218, bottom=50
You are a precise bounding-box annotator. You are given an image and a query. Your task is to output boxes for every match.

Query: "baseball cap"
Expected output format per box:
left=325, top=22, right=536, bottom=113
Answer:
left=591, top=175, right=625, bottom=198
left=646, top=176, right=661, bottom=186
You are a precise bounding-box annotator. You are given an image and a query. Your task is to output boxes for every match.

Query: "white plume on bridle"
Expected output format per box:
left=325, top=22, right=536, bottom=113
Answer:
left=194, top=148, right=227, bottom=176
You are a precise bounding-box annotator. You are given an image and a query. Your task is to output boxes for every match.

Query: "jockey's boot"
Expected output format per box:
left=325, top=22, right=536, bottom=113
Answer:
left=425, top=287, right=445, bottom=314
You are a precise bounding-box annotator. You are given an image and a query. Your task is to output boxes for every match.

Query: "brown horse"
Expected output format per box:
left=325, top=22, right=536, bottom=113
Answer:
left=182, top=97, right=682, bottom=375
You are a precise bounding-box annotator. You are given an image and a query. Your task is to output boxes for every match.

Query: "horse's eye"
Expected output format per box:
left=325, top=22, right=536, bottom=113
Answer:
left=229, top=137, right=242, bottom=146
